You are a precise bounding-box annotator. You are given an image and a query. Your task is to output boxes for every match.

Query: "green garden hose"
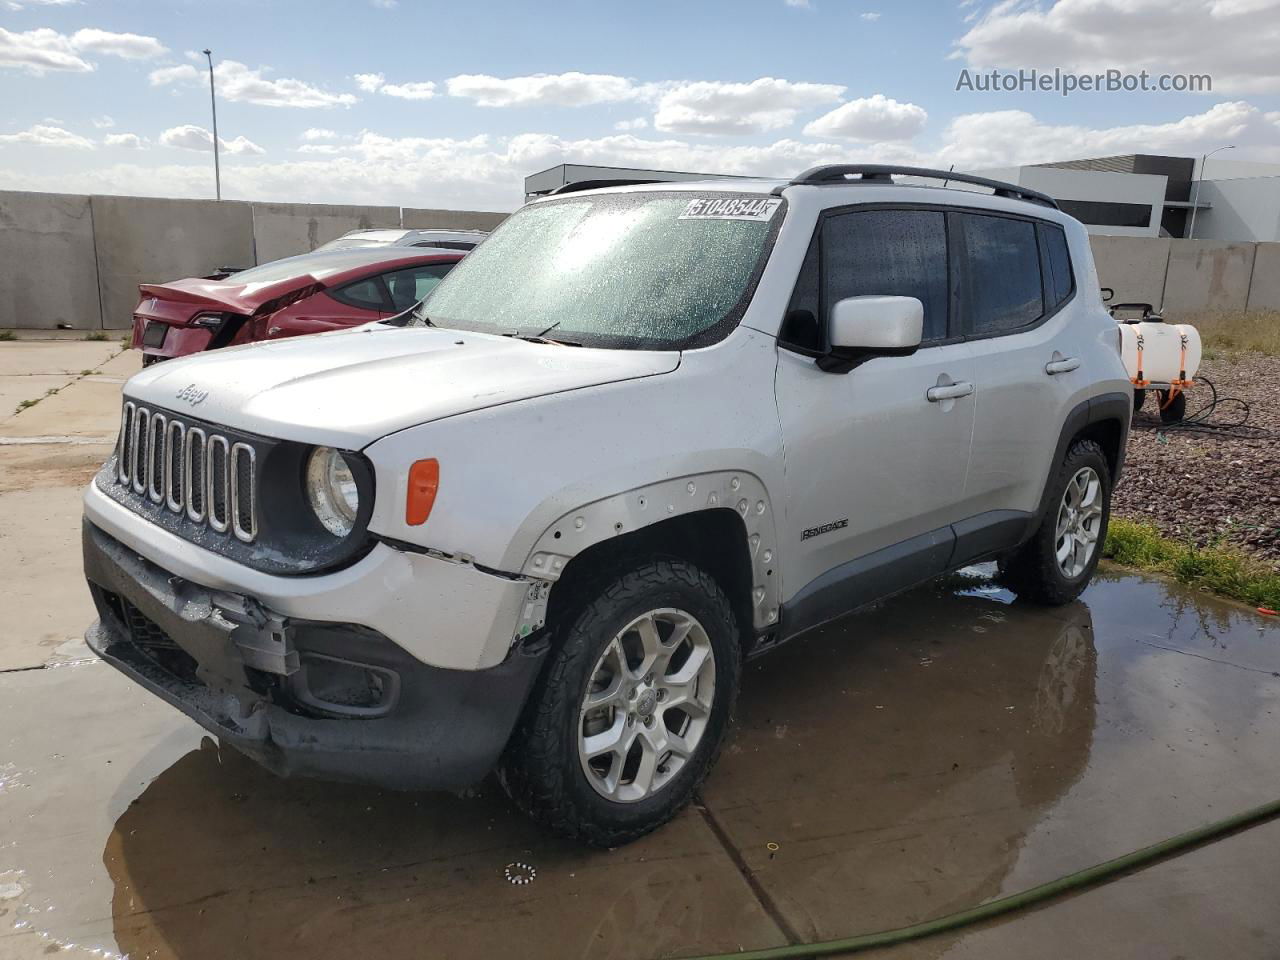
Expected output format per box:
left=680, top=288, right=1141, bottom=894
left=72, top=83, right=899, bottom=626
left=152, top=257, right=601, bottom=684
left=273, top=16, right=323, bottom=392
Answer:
left=682, top=795, right=1280, bottom=960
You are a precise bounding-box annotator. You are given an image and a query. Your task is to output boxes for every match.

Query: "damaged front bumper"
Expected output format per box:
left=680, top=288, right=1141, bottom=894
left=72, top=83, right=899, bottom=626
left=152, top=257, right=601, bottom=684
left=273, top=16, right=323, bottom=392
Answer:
left=83, top=520, right=548, bottom=791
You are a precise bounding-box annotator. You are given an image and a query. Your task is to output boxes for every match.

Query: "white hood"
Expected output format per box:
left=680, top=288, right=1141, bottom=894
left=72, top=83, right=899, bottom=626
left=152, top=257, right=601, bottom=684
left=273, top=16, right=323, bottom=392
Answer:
left=123, top=324, right=681, bottom=448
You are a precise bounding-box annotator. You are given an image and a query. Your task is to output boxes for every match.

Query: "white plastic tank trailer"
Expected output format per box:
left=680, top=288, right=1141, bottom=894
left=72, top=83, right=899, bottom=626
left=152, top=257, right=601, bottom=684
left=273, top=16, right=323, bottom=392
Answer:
left=1107, top=296, right=1202, bottom=424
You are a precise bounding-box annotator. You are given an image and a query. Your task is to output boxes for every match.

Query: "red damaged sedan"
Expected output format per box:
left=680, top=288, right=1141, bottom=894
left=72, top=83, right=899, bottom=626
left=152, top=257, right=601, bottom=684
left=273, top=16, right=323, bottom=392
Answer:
left=130, top=247, right=463, bottom=365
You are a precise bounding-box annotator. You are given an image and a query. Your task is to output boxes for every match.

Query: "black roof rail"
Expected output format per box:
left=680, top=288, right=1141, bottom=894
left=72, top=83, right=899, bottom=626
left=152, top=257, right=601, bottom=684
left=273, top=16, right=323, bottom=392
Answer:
left=773, top=164, right=1059, bottom=209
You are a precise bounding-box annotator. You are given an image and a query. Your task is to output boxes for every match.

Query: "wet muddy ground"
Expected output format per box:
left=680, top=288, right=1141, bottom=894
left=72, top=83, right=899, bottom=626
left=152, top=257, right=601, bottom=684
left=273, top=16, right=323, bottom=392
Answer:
left=3, top=340, right=1280, bottom=959
left=3, top=568, right=1279, bottom=960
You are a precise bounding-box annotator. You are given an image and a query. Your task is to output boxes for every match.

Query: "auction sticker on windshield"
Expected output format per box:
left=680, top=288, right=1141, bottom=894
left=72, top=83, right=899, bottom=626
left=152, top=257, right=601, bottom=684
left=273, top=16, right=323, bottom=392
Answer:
left=679, top=197, right=782, bottom=221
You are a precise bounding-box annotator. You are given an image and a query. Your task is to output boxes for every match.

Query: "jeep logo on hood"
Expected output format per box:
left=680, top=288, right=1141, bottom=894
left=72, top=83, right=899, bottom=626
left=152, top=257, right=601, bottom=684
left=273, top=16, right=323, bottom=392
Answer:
left=175, top=384, right=209, bottom=406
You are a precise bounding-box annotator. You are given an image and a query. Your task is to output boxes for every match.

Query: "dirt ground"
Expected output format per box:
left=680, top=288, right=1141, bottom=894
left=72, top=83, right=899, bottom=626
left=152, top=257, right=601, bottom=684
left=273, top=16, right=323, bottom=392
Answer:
left=1115, top=351, right=1280, bottom=566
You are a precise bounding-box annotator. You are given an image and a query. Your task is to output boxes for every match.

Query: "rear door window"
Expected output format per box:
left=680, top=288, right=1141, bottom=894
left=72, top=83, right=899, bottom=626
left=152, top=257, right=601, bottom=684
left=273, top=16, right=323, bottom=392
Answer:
left=821, top=209, right=950, bottom=342
left=330, top=277, right=389, bottom=311
left=955, top=213, right=1044, bottom=336
left=384, top=264, right=455, bottom=312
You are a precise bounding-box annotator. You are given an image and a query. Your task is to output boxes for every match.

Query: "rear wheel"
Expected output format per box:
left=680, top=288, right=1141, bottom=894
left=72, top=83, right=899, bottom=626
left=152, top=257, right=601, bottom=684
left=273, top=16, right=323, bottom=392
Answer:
left=999, top=439, right=1111, bottom=605
left=500, top=558, right=740, bottom=847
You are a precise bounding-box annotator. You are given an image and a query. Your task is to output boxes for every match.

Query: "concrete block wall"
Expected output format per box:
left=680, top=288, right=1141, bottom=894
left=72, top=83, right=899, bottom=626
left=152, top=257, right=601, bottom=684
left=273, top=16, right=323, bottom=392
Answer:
left=0, top=191, right=102, bottom=330
left=250, top=202, right=401, bottom=264
left=1246, top=243, right=1280, bottom=311
left=92, top=195, right=257, bottom=329
left=1159, top=240, right=1257, bottom=317
left=1090, top=236, right=1171, bottom=308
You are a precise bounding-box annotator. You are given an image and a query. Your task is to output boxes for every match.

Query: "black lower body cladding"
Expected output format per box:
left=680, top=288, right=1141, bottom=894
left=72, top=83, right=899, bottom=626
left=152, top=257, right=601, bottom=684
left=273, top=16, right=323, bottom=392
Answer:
left=82, top=520, right=548, bottom=791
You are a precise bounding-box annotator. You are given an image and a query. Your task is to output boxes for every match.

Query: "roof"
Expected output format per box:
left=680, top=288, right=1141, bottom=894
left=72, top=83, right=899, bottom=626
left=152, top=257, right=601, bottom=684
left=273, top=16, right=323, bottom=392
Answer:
left=524, top=162, right=763, bottom=196
left=227, top=246, right=461, bottom=285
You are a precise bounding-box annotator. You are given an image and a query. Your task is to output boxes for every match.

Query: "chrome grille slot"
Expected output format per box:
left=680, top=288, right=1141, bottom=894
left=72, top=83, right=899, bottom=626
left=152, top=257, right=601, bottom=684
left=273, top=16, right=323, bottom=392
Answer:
left=147, top=413, right=166, bottom=503
left=112, top=400, right=259, bottom=543
left=207, top=435, right=230, bottom=533
left=131, top=408, right=150, bottom=495
left=231, top=443, right=257, bottom=542
left=165, top=419, right=185, bottom=512
left=118, top=402, right=134, bottom=484
left=185, top=428, right=207, bottom=522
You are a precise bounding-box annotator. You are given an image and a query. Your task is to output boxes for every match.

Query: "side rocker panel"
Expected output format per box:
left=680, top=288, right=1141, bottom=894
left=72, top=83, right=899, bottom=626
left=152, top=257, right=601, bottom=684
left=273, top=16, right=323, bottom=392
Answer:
left=521, top=471, right=782, bottom=631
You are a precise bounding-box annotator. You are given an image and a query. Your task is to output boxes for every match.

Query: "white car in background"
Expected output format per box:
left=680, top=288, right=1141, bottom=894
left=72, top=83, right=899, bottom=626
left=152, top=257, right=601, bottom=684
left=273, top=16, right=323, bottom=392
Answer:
left=316, top=228, right=488, bottom=252
left=83, top=165, right=1131, bottom=846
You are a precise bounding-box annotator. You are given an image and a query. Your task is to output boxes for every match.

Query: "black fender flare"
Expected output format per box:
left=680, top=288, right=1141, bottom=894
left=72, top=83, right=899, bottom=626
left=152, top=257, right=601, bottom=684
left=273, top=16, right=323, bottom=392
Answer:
left=1034, top=391, right=1131, bottom=521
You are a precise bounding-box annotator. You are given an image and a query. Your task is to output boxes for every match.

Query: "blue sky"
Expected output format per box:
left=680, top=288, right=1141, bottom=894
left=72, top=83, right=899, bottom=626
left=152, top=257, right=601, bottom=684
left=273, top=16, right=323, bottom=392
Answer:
left=1, top=0, right=1278, bottom=210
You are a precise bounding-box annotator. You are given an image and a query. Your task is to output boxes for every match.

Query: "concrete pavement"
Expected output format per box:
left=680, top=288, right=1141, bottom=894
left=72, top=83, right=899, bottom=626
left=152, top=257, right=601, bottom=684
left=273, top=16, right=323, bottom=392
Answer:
left=1, top=339, right=1279, bottom=960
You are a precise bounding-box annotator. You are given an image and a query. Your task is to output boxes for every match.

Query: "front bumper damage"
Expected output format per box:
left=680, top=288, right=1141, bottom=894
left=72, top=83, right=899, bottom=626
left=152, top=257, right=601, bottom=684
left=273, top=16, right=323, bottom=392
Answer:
left=83, top=520, right=548, bottom=791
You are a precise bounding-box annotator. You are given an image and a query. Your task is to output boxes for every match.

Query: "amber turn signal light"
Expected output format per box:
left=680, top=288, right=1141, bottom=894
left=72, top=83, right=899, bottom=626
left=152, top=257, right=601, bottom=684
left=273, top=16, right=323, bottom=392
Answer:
left=406, top=459, right=439, bottom=526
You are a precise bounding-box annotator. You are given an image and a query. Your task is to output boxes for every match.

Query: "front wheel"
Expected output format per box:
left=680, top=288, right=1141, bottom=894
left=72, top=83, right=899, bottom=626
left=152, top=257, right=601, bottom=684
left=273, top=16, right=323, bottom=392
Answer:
left=500, top=558, right=741, bottom=847
left=999, top=439, right=1112, bottom=605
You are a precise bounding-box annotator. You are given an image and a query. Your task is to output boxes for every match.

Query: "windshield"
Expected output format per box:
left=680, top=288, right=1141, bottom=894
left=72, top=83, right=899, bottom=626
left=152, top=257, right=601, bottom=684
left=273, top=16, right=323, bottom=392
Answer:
left=413, top=192, right=782, bottom=349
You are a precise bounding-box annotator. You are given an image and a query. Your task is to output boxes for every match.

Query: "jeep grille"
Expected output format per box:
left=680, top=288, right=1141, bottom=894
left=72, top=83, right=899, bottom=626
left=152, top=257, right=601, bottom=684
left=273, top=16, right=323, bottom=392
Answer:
left=116, top=400, right=257, bottom=542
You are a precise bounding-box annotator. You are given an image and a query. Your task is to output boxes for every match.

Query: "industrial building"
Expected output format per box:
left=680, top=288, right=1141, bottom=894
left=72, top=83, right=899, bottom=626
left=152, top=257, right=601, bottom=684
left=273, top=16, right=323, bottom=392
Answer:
left=525, top=155, right=1280, bottom=243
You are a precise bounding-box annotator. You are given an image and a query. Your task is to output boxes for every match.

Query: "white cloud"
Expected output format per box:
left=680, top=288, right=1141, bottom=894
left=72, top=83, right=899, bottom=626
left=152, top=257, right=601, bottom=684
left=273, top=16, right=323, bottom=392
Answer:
left=0, top=26, right=167, bottom=75
left=861, top=11, right=881, bottom=20
left=159, top=124, right=265, bottom=156
left=804, top=94, right=928, bottom=140
left=614, top=117, right=649, bottom=131
left=955, top=0, right=1280, bottom=94
left=301, top=127, right=338, bottom=141
left=104, top=132, right=145, bottom=149
left=784, top=0, right=812, bottom=7
left=0, top=27, right=92, bottom=73
left=380, top=80, right=437, bottom=100
left=92, top=114, right=115, bottom=129
left=150, top=60, right=357, bottom=108
left=7, top=102, right=1279, bottom=210
left=446, top=71, right=641, bottom=107
left=934, top=100, right=1269, bottom=168
left=654, top=77, right=845, bottom=135
left=0, top=123, right=94, bottom=149
left=69, top=28, right=167, bottom=60
left=351, top=73, right=435, bottom=100
left=3, top=0, right=80, bottom=9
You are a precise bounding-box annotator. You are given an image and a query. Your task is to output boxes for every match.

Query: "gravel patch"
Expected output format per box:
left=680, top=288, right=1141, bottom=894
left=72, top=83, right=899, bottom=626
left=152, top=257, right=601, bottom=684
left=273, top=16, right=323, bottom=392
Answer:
left=1114, top=351, right=1280, bottom=566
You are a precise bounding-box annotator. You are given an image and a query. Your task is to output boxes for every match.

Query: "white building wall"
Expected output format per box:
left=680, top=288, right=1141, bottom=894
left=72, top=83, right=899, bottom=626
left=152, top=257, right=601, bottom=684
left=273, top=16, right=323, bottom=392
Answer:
left=974, top=166, right=1167, bottom=237
left=1189, top=177, right=1280, bottom=242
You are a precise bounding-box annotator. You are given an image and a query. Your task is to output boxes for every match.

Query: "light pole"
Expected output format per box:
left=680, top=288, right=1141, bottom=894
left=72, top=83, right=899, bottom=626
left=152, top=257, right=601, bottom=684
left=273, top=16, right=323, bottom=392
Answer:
left=203, top=48, right=221, bottom=201
left=1188, top=144, right=1233, bottom=239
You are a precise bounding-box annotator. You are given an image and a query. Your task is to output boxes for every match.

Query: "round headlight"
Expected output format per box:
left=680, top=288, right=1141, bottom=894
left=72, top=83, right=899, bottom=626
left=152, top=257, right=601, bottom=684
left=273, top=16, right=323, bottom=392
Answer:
left=306, top=447, right=359, bottom=536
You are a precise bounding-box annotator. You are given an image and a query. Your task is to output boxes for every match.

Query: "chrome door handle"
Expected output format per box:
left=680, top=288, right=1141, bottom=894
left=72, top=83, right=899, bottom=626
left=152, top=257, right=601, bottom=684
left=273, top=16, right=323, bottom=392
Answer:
left=1045, top=356, right=1081, bottom=375
left=926, top=381, right=975, bottom=402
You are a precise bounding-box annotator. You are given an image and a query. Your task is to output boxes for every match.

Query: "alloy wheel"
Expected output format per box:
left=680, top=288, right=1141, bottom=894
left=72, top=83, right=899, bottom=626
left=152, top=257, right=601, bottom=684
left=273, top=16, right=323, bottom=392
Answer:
left=577, top=607, right=716, bottom=803
left=1055, top=466, right=1103, bottom=578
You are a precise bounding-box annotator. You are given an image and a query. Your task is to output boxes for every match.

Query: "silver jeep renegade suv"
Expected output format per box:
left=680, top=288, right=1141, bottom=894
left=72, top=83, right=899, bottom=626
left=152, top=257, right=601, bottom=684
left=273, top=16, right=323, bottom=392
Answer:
left=83, top=165, right=1131, bottom=845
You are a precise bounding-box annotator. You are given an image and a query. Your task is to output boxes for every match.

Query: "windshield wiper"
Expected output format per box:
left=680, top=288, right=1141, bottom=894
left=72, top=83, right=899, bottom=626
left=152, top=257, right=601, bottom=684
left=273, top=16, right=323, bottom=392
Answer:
left=502, top=320, right=582, bottom=347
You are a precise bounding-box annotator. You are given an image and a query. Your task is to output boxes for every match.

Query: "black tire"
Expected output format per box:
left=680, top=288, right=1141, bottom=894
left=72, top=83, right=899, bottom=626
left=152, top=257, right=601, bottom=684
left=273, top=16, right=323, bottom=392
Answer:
left=998, top=439, right=1112, bottom=606
left=1132, top=389, right=1145, bottom=413
left=1158, top=389, right=1187, bottom=424
left=499, top=557, right=741, bottom=847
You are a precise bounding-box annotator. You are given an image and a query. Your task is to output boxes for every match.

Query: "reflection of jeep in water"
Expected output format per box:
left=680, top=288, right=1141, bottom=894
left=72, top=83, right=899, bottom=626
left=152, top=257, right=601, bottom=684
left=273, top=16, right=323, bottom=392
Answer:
left=83, top=165, right=1130, bottom=845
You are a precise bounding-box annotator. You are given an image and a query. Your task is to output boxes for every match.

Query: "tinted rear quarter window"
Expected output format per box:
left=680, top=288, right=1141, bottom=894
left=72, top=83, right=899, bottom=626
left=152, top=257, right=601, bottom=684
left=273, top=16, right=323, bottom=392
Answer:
left=1040, top=223, right=1074, bottom=308
left=822, top=209, right=949, bottom=341
left=956, top=213, right=1043, bottom=336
